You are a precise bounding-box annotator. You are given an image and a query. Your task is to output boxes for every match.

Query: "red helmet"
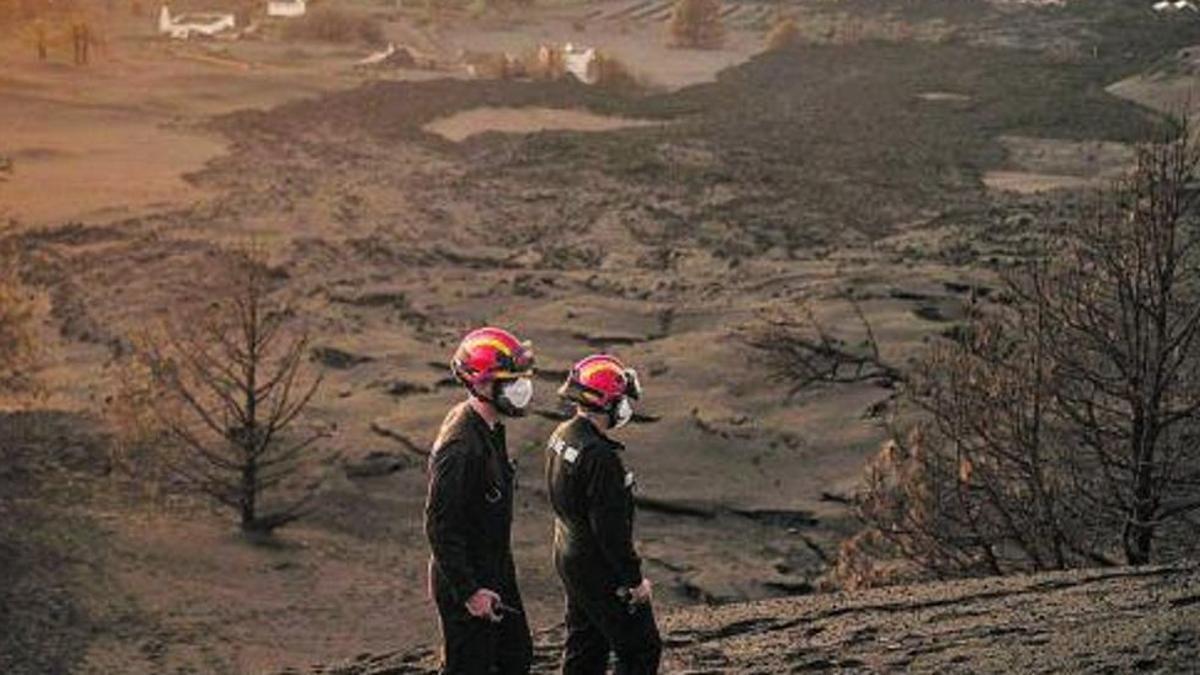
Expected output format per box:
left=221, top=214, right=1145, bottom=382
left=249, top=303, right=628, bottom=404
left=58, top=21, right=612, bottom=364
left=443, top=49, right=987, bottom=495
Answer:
left=559, top=354, right=642, bottom=416
left=451, top=327, right=535, bottom=391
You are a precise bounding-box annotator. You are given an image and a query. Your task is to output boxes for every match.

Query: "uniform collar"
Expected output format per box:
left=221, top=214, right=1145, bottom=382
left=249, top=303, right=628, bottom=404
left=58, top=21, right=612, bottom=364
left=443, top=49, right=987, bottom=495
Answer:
left=572, top=415, right=624, bottom=451
left=463, top=402, right=504, bottom=440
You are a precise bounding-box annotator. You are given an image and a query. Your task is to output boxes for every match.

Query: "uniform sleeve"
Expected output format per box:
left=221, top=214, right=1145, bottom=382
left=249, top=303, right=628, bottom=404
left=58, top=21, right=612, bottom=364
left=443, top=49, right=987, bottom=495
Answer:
left=425, top=440, right=479, bottom=604
left=586, top=452, right=643, bottom=588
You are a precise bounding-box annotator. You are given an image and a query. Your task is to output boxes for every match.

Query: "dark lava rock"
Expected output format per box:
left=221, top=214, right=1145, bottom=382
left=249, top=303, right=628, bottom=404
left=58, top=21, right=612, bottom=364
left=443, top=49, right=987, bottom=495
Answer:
left=311, top=346, right=375, bottom=370
left=343, top=451, right=412, bottom=478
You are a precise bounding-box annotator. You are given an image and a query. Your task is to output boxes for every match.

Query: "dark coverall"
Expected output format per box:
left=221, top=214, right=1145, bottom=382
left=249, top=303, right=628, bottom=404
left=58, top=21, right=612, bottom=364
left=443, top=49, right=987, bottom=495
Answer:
left=545, top=416, right=662, bottom=675
left=425, top=402, right=533, bottom=675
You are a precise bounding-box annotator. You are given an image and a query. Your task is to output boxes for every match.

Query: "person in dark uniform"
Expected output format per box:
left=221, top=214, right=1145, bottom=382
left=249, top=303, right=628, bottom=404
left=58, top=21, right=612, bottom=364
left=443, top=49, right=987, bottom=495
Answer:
left=546, top=354, right=662, bottom=675
left=425, top=326, right=537, bottom=675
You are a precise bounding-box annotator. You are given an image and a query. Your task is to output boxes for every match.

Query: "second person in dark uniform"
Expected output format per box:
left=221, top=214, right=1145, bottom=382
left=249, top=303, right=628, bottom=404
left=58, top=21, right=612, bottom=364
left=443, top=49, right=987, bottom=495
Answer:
left=545, top=354, right=662, bottom=675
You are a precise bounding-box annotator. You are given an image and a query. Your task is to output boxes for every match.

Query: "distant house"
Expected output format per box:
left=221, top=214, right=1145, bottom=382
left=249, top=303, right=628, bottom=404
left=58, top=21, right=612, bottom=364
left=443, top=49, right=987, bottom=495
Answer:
left=536, top=43, right=601, bottom=85
left=267, top=0, right=306, bottom=18
left=563, top=44, right=600, bottom=85
left=158, top=5, right=236, bottom=39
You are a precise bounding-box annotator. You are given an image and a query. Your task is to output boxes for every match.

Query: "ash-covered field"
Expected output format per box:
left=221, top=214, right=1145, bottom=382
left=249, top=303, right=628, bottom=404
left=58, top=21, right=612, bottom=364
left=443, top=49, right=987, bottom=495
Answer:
left=4, top=0, right=1199, bottom=671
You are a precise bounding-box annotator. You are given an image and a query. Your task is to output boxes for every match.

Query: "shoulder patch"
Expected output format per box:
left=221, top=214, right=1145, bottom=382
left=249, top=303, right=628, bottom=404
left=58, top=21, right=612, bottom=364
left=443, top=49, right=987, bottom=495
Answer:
left=549, top=437, right=581, bottom=464
left=624, top=470, right=635, bottom=488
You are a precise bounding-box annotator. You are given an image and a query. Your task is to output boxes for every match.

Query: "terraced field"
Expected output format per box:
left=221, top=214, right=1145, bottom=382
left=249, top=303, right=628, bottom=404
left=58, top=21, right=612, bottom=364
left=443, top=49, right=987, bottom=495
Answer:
left=582, top=0, right=782, bottom=29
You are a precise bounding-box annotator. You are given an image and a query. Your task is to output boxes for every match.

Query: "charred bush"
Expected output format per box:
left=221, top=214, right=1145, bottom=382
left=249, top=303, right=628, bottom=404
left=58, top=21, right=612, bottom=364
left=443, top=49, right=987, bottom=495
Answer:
left=667, top=0, right=725, bottom=49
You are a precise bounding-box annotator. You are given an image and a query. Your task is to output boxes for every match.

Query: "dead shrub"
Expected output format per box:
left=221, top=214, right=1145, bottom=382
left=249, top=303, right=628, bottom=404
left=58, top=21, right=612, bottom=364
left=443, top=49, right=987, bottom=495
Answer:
left=667, top=0, right=724, bottom=49
left=593, top=52, right=653, bottom=93
left=764, top=17, right=800, bottom=51
left=282, top=7, right=385, bottom=46
left=0, top=252, right=39, bottom=395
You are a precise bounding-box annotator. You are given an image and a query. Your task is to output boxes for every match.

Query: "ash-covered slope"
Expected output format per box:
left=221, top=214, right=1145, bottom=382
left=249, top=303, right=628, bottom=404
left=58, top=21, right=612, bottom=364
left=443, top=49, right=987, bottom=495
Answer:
left=294, top=562, right=1199, bottom=674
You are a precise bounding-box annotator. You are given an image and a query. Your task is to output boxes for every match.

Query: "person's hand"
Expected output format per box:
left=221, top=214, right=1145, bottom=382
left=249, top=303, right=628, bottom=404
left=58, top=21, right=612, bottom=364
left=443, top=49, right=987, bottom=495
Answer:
left=629, top=578, right=653, bottom=605
left=465, top=588, right=502, bottom=622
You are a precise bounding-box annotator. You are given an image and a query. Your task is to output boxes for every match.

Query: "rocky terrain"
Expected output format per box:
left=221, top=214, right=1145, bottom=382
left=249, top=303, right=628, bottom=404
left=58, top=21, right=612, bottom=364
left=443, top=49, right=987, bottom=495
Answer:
left=296, top=562, right=1200, bottom=674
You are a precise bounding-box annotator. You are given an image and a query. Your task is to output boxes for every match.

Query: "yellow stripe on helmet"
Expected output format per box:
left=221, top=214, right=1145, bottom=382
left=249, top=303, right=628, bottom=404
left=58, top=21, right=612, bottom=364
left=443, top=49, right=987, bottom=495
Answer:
left=462, top=336, right=514, bottom=357
left=492, top=370, right=533, bottom=381
left=578, top=360, right=622, bottom=381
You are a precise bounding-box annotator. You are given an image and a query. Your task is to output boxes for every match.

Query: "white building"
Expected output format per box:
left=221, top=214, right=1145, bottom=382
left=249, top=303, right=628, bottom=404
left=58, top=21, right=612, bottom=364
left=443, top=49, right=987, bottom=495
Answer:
left=267, top=0, right=306, bottom=18
left=563, top=44, right=600, bottom=85
left=158, top=5, right=236, bottom=39
left=534, top=43, right=603, bottom=85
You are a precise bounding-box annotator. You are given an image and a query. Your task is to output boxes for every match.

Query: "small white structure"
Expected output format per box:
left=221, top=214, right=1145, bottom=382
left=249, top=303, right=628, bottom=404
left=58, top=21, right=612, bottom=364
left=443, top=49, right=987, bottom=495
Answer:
left=534, top=42, right=603, bottom=85
left=359, top=42, right=397, bottom=66
left=267, top=0, right=306, bottom=18
left=563, top=44, right=600, bottom=85
left=359, top=42, right=440, bottom=70
left=159, top=5, right=236, bottom=39
left=1154, top=0, right=1198, bottom=12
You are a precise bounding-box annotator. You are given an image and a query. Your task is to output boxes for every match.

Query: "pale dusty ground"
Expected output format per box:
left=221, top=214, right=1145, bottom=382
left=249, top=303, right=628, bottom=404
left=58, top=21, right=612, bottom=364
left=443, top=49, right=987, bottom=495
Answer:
left=0, top=103, right=225, bottom=224
left=0, top=0, right=762, bottom=227
left=1108, top=45, right=1200, bottom=115
left=424, top=106, right=659, bottom=141
left=983, top=135, right=1136, bottom=195
left=0, top=28, right=360, bottom=225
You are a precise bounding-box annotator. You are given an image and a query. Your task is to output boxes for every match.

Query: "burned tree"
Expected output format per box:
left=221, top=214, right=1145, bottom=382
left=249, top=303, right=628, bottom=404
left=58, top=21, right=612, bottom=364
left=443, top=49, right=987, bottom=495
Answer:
left=751, top=120, right=1200, bottom=585
left=745, top=302, right=904, bottom=398
left=137, top=251, right=329, bottom=534
left=840, top=306, right=1104, bottom=584
left=1021, top=120, right=1200, bottom=565
left=667, top=0, right=725, bottom=49
left=764, top=17, right=801, bottom=52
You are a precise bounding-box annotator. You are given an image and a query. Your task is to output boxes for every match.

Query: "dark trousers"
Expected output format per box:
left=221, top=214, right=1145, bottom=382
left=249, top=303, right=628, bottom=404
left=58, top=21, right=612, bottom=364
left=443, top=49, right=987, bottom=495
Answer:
left=433, top=576, right=532, bottom=675
left=556, top=559, right=662, bottom=675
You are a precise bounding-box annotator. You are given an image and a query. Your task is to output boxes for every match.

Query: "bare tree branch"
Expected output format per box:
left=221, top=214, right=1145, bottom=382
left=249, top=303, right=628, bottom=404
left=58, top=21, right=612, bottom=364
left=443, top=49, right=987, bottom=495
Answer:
left=127, top=247, right=331, bottom=535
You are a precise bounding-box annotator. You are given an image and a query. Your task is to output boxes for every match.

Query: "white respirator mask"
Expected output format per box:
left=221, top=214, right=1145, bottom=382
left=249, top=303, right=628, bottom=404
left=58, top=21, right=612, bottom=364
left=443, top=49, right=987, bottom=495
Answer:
left=611, top=397, right=634, bottom=430
left=498, top=377, right=534, bottom=415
